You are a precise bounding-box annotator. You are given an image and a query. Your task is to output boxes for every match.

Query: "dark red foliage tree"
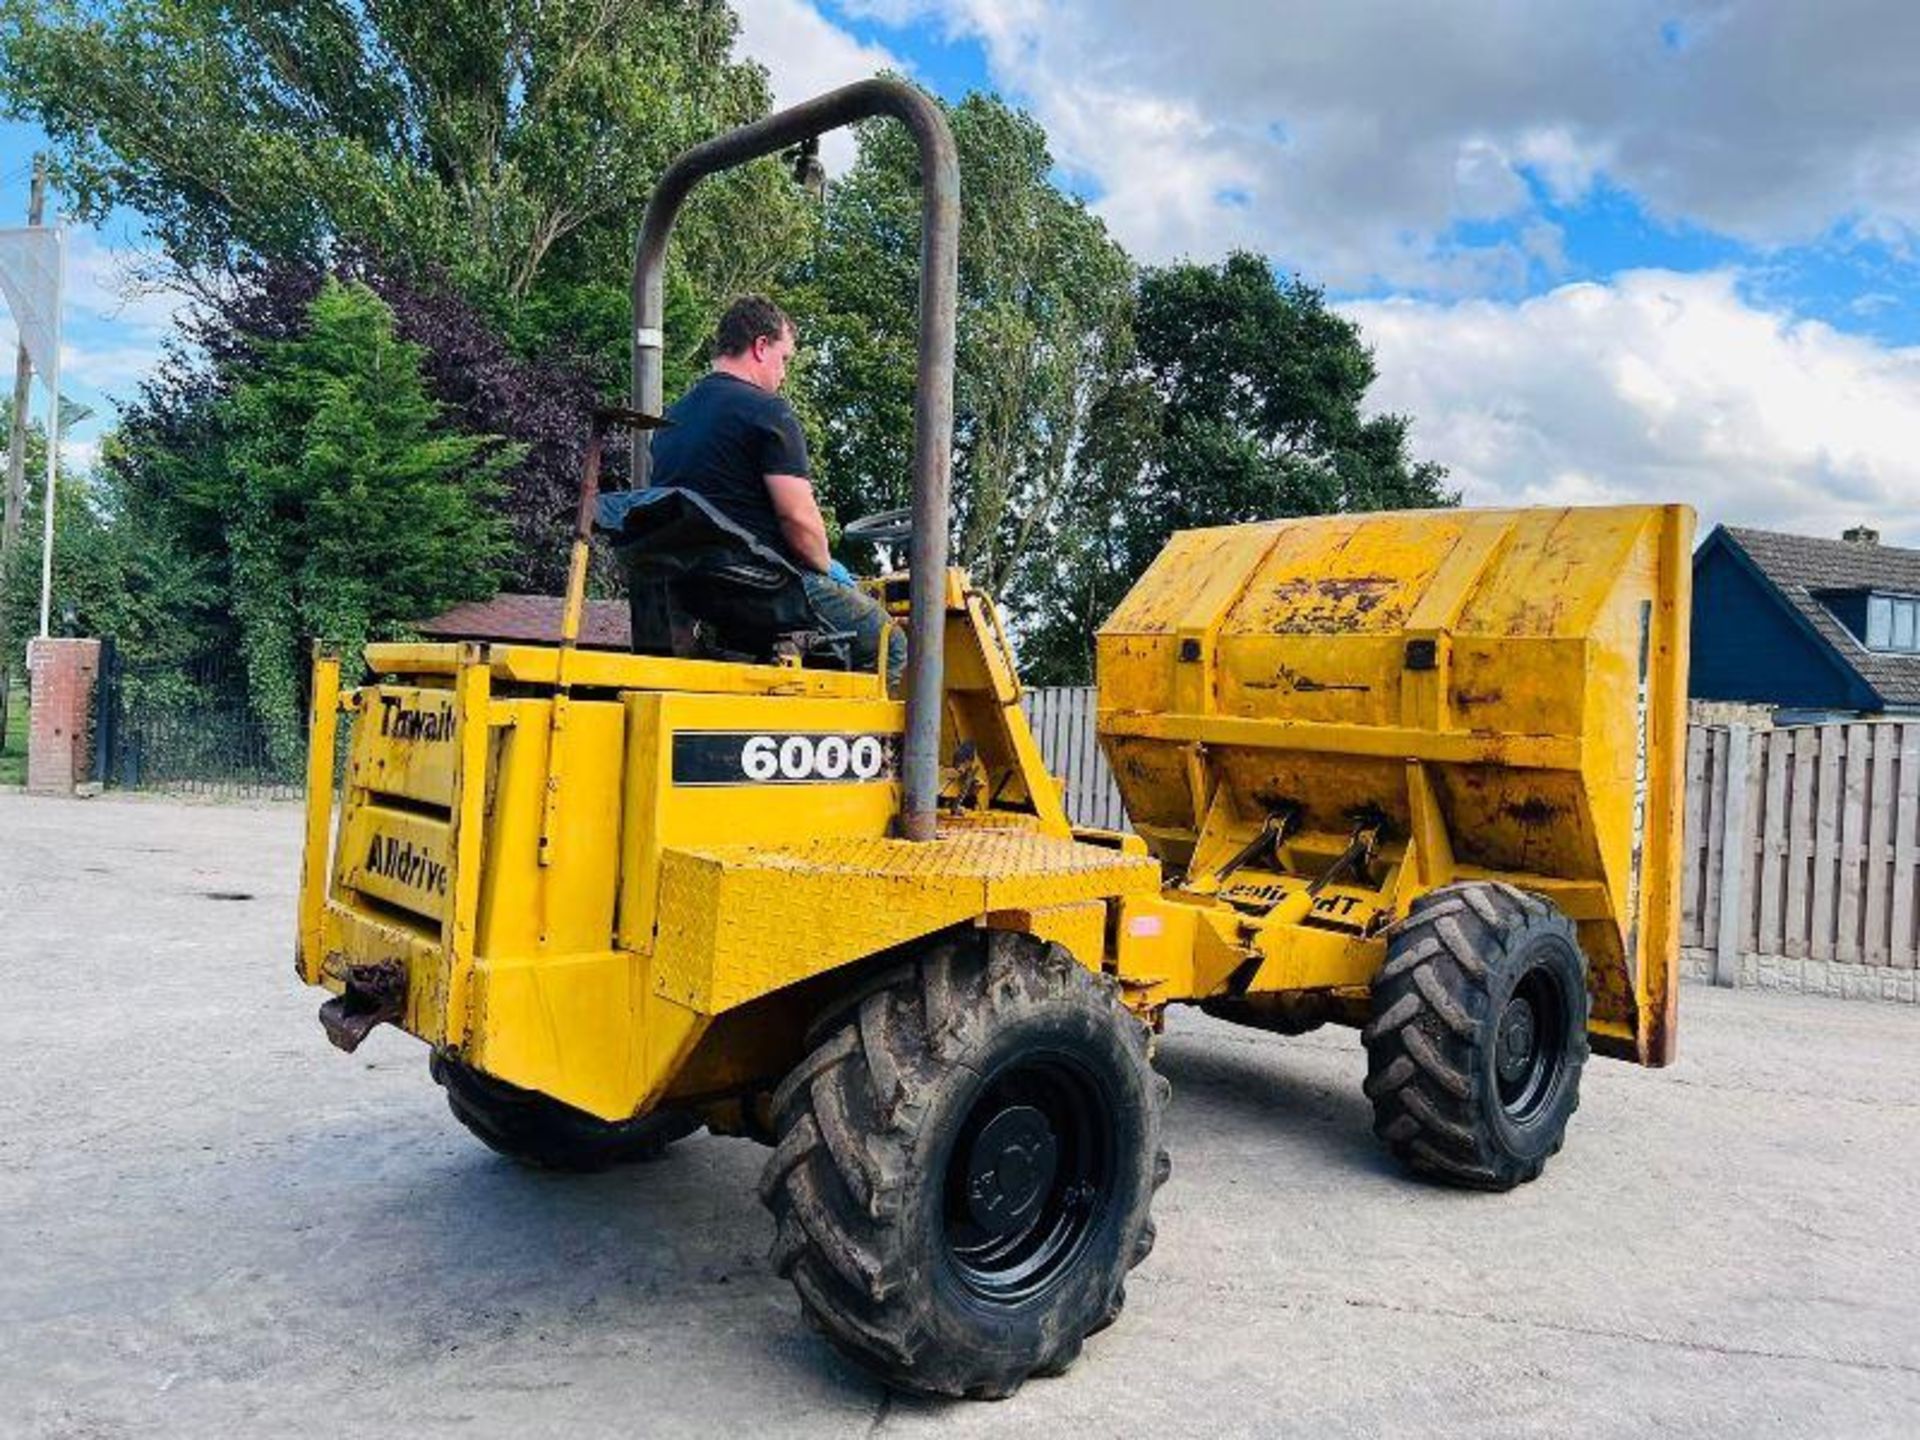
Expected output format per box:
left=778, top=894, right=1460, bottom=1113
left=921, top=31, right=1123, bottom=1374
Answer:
left=118, top=253, right=610, bottom=597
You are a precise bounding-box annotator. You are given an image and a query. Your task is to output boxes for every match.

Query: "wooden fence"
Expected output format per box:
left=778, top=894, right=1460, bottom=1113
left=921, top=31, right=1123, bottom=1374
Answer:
left=1682, top=721, right=1920, bottom=984
left=1021, top=688, right=1920, bottom=996
left=1021, top=687, right=1129, bottom=831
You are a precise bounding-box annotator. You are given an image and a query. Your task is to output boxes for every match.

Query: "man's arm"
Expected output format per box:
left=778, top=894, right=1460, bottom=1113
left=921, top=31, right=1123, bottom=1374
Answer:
left=766, top=472, right=831, bottom=573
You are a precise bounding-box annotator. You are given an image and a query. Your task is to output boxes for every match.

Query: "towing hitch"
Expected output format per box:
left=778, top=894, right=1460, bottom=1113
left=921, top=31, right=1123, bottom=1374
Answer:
left=317, top=960, right=408, bottom=1053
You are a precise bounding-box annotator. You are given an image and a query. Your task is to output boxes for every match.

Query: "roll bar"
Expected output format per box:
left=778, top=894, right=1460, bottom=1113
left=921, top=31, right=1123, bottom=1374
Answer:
left=630, top=78, right=959, bottom=842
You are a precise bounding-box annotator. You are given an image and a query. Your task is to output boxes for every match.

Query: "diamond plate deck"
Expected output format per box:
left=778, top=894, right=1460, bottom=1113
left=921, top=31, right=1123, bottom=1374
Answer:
left=653, top=829, right=1160, bottom=1013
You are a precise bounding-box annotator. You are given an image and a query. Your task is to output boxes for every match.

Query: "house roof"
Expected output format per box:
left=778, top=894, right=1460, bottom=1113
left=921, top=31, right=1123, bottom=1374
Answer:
left=417, top=594, right=632, bottom=650
left=1716, top=526, right=1920, bottom=708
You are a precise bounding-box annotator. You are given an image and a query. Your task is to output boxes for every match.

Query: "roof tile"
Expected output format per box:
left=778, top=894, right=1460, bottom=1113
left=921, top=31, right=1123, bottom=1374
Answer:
left=1721, top=527, right=1920, bottom=707
left=416, top=594, right=631, bottom=650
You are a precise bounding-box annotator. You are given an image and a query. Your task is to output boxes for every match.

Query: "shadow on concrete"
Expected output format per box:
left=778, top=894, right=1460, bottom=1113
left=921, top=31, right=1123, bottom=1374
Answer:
left=259, top=1110, right=895, bottom=1415
left=106, top=1029, right=1396, bottom=1416
left=1152, top=1027, right=1399, bottom=1181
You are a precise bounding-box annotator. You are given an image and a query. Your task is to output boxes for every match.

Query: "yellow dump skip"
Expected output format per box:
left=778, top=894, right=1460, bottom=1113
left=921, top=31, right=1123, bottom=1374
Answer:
left=1098, top=504, right=1694, bottom=1064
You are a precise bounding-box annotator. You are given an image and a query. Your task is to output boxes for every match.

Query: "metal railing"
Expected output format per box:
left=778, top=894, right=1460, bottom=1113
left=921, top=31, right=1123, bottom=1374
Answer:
left=93, top=640, right=303, bottom=798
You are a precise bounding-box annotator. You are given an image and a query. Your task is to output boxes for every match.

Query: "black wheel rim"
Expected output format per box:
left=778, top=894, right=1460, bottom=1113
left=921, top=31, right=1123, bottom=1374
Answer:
left=943, top=1052, right=1113, bottom=1307
left=1495, top=963, right=1568, bottom=1124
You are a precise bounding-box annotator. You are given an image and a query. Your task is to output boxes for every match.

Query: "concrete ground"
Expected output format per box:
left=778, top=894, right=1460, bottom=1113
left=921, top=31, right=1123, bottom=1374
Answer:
left=4, top=791, right=1919, bottom=1439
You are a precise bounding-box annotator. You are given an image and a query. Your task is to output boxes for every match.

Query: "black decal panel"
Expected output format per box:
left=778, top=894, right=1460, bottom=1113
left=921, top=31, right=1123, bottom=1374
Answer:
left=672, top=731, right=901, bottom=787
left=376, top=691, right=457, bottom=745
left=362, top=832, right=450, bottom=896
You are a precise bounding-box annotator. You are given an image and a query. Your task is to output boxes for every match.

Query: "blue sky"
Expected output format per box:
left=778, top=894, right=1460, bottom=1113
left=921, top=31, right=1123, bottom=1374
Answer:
left=737, top=0, right=1920, bottom=542
left=5, top=0, right=1919, bottom=541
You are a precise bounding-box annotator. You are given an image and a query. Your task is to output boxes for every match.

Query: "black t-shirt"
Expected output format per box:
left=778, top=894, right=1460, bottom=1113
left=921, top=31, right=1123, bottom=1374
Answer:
left=649, top=372, right=812, bottom=566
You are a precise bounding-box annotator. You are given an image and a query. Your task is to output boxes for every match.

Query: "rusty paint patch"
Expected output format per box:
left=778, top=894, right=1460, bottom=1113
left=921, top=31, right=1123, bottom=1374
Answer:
left=1271, top=575, right=1392, bottom=606
left=1272, top=574, right=1397, bottom=603
left=1454, top=689, right=1502, bottom=709
left=1506, top=591, right=1572, bottom=637
left=1502, top=797, right=1561, bottom=826
left=1244, top=661, right=1372, bottom=694
left=1250, top=787, right=1305, bottom=815
left=1242, top=573, right=1407, bottom=635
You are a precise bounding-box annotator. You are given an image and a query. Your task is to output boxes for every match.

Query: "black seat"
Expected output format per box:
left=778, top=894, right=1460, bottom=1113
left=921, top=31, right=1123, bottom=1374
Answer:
left=598, top=487, right=848, bottom=666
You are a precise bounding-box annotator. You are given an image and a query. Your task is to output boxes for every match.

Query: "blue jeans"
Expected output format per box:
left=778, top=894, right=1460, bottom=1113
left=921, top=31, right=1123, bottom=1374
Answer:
left=802, top=571, right=907, bottom=691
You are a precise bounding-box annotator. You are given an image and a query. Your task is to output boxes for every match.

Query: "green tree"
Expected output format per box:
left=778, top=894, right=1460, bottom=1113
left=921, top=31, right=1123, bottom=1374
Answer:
left=0, top=412, right=61, bottom=693
left=0, top=417, right=217, bottom=748
left=0, top=0, right=814, bottom=369
left=3, top=432, right=214, bottom=651
left=792, top=90, right=1135, bottom=593
left=208, top=278, right=514, bottom=766
left=1016, top=253, right=1456, bottom=683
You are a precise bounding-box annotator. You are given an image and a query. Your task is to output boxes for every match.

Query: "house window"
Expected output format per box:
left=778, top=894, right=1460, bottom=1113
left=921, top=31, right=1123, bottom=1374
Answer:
left=1866, top=594, right=1920, bottom=653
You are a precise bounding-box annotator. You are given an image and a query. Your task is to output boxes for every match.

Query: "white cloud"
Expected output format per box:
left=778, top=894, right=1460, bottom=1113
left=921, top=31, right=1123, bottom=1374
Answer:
left=57, top=337, right=169, bottom=391
left=59, top=435, right=100, bottom=474
left=731, top=0, right=908, bottom=173
left=1343, top=270, right=1920, bottom=545
left=61, top=228, right=184, bottom=334
left=841, top=0, right=1920, bottom=286
left=727, top=4, right=1920, bottom=550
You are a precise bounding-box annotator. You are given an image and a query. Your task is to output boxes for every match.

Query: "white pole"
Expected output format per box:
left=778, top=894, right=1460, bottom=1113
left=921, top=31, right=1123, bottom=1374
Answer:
left=35, top=225, right=63, bottom=638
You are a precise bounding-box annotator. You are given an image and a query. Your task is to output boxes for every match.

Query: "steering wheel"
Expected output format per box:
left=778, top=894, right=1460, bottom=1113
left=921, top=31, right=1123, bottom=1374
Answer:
left=841, top=507, right=913, bottom=545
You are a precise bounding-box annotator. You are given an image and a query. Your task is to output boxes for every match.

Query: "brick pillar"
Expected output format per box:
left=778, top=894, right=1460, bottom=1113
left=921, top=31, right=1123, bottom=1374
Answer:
left=26, top=637, right=101, bottom=795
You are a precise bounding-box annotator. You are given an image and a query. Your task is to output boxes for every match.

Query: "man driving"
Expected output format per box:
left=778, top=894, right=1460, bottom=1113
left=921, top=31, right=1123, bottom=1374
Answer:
left=647, top=295, right=906, bottom=690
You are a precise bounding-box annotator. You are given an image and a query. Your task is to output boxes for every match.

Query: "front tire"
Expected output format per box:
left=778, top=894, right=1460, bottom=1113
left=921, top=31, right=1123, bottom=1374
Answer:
left=432, top=1054, right=698, bottom=1172
left=759, top=932, right=1170, bottom=1399
left=1363, top=882, right=1588, bottom=1190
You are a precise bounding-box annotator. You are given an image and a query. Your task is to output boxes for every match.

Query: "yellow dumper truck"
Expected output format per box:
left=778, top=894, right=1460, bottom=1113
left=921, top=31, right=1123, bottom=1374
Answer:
left=293, top=80, right=1693, bottom=1399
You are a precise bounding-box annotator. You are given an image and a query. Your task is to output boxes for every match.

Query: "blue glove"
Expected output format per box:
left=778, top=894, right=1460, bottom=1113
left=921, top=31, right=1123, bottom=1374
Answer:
left=826, top=559, right=857, bottom=588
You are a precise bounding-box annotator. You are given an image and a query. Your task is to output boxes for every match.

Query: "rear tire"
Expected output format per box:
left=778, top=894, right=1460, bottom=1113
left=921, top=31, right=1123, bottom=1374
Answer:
left=759, top=932, right=1170, bottom=1399
left=432, top=1054, right=697, bottom=1172
left=1363, top=882, right=1588, bottom=1191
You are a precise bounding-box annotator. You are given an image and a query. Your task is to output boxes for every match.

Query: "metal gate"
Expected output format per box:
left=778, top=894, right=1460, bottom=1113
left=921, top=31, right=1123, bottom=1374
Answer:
left=92, top=640, right=301, bottom=797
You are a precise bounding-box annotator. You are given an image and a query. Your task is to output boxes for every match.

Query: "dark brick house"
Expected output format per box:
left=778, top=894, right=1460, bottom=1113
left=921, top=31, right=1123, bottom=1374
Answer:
left=1691, top=524, right=1920, bottom=722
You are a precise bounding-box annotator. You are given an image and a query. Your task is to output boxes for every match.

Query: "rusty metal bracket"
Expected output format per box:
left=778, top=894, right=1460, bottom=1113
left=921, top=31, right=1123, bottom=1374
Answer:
left=1318, top=813, right=1387, bottom=896
left=1189, top=803, right=1301, bottom=893
left=317, top=961, right=408, bottom=1053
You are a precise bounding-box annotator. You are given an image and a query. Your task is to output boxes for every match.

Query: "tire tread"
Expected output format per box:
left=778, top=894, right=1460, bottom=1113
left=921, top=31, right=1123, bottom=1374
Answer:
left=1365, top=882, right=1589, bottom=1192
left=759, top=934, right=1169, bottom=1398
left=435, top=1056, right=694, bottom=1171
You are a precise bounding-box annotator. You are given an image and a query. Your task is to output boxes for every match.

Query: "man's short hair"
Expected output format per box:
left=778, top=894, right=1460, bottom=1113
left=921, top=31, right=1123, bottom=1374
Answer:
left=713, top=295, right=794, bottom=358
